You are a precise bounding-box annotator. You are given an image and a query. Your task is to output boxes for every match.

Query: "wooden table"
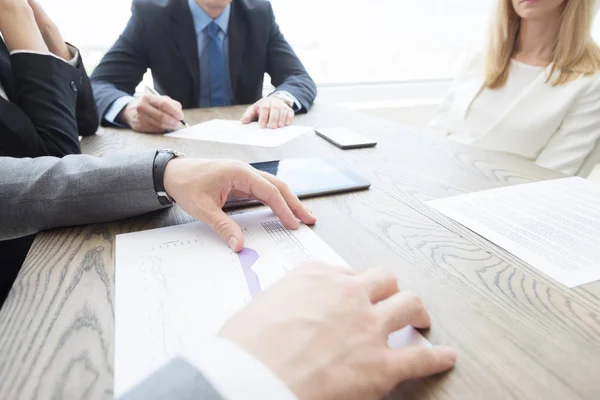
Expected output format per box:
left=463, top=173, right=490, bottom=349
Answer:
left=1, top=104, right=599, bottom=400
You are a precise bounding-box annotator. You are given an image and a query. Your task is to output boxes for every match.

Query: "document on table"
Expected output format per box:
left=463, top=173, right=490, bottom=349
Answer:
left=114, top=210, right=429, bottom=396
left=427, top=177, right=600, bottom=288
left=165, top=119, right=313, bottom=147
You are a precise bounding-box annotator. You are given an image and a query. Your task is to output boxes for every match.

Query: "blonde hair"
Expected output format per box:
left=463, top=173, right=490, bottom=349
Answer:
left=485, top=0, right=600, bottom=88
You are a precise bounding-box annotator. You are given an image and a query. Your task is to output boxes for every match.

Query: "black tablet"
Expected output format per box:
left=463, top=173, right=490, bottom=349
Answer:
left=224, top=159, right=371, bottom=209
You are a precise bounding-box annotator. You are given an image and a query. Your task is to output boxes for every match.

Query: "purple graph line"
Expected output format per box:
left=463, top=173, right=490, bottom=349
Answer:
left=237, top=248, right=262, bottom=298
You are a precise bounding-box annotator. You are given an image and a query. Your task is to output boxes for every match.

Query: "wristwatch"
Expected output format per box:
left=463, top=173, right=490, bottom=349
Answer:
left=153, top=149, right=186, bottom=206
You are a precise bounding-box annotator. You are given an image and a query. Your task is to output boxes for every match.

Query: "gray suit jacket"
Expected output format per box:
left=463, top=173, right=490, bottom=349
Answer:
left=0, top=151, right=168, bottom=241
left=119, top=358, right=224, bottom=400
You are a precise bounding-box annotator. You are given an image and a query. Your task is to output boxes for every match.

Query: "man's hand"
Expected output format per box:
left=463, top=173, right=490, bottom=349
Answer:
left=241, top=97, right=294, bottom=129
left=120, top=94, right=184, bottom=133
left=27, top=0, right=71, bottom=60
left=220, top=263, right=456, bottom=400
left=163, top=158, right=316, bottom=252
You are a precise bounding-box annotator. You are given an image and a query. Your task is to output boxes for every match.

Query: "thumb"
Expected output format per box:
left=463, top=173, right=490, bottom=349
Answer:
left=205, top=210, right=245, bottom=252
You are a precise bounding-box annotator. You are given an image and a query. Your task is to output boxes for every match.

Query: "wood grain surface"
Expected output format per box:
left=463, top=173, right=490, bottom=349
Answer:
left=1, top=104, right=599, bottom=400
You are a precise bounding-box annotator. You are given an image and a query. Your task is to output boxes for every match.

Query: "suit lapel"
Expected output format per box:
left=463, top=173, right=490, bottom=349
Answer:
left=485, top=65, right=549, bottom=133
left=228, top=0, right=247, bottom=97
left=170, top=0, right=200, bottom=104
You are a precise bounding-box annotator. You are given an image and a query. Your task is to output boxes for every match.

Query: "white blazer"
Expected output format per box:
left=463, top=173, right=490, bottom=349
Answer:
left=429, top=52, right=600, bottom=177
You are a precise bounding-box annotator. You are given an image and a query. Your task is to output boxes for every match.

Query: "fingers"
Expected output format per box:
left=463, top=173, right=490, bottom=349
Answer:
left=277, top=107, right=288, bottom=128
left=153, top=95, right=185, bottom=120
left=138, top=95, right=183, bottom=131
left=374, top=292, right=432, bottom=333
left=240, top=170, right=300, bottom=230
left=388, top=345, right=457, bottom=382
left=268, top=107, right=280, bottom=129
left=259, top=172, right=316, bottom=226
left=258, top=105, right=270, bottom=128
left=285, top=108, right=294, bottom=126
left=360, top=268, right=399, bottom=304
left=202, top=209, right=245, bottom=252
left=248, top=99, right=293, bottom=129
left=240, top=105, right=257, bottom=124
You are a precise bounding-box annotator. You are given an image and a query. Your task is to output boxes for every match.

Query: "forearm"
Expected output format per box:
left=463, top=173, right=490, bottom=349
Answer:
left=11, top=53, right=81, bottom=156
left=0, top=151, right=167, bottom=240
left=0, top=0, right=47, bottom=52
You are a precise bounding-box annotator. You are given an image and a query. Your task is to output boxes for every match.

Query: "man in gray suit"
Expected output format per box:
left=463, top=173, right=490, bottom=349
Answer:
left=0, top=152, right=456, bottom=398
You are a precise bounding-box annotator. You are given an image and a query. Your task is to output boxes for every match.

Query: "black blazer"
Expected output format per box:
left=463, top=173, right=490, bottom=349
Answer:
left=0, top=42, right=98, bottom=305
left=0, top=41, right=98, bottom=158
left=91, top=0, right=317, bottom=124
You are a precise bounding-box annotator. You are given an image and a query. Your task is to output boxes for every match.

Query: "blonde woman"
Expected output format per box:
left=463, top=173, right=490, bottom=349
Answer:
left=429, top=0, right=600, bottom=176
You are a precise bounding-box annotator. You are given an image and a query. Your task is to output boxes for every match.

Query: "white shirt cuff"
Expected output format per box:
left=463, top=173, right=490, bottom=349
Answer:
left=105, top=96, right=136, bottom=126
left=270, top=90, right=301, bottom=112
left=185, top=338, right=298, bottom=400
left=10, top=44, right=79, bottom=66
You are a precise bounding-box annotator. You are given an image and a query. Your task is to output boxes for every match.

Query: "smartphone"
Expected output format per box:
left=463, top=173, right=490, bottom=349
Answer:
left=316, top=128, right=377, bottom=150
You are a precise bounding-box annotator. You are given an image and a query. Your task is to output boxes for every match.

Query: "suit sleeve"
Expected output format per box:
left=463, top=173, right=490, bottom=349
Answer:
left=70, top=45, right=100, bottom=136
left=265, top=3, right=316, bottom=113
left=0, top=151, right=168, bottom=241
left=118, top=339, right=297, bottom=400
left=90, top=0, right=150, bottom=126
left=10, top=52, right=83, bottom=157
left=118, top=359, right=225, bottom=400
left=536, top=77, right=600, bottom=176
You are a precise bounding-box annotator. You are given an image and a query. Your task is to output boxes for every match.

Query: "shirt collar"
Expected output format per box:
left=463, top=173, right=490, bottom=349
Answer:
left=187, top=0, right=231, bottom=35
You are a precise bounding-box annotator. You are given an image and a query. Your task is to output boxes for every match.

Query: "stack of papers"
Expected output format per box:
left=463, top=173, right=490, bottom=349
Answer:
left=166, top=119, right=313, bottom=147
left=428, top=177, right=600, bottom=288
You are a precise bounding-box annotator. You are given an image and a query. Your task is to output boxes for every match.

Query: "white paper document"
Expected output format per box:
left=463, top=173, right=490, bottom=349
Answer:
left=115, top=210, right=429, bottom=396
left=428, top=177, right=600, bottom=288
left=165, top=119, right=313, bottom=147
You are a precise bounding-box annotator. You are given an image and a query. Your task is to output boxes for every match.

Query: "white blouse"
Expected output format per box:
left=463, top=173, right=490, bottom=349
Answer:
left=452, top=60, right=545, bottom=144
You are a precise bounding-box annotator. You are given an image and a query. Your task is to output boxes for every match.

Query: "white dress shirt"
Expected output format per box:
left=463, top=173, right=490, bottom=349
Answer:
left=0, top=45, right=80, bottom=101
left=186, top=338, right=298, bottom=400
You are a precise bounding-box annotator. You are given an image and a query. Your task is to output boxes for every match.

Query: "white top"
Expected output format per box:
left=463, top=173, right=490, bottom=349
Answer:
left=452, top=59, right=545, bottom=144
left=428, top=52, right=600, bottom=177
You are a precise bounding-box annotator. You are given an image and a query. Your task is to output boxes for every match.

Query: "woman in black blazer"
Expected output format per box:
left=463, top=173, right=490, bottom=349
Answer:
left=0, top=0, right=98, bottom=159
left=0, top=0, right=99, bottom=303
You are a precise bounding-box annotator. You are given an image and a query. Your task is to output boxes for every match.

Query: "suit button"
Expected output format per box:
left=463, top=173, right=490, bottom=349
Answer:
left=70, top=81, right=78, bottom=92
left=79, top=76, right=84, bottom=84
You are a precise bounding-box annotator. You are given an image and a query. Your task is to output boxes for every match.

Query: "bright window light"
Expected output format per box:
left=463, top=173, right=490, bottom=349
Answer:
left=38, top=0, right=600, bottom=85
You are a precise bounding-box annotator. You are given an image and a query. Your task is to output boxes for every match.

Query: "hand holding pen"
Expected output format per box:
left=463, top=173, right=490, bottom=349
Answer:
left=118, top=85, right=188, bottom=133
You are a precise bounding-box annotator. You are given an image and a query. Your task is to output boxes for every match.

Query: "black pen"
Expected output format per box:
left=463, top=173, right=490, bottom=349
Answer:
left=145, top=85, right=189, bottom=128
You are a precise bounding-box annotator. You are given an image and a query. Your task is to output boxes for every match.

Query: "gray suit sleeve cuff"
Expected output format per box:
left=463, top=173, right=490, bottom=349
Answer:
left=119, top=358, right=224, bottom=400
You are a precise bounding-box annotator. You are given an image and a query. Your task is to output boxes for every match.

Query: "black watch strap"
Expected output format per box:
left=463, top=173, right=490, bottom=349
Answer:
left=153, top=149, right=183, bottom=206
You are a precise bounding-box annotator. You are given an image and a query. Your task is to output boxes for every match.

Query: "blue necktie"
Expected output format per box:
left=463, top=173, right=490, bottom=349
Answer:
left=207, top=22, right=227, bottom=107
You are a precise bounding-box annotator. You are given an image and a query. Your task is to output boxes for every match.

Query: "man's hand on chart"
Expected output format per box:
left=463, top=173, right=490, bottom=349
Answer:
left=241, top=97, right=295, bottom=129
left=163, top=158, right=316, bottom=252
left=220, top=263, right=457, bottom=400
